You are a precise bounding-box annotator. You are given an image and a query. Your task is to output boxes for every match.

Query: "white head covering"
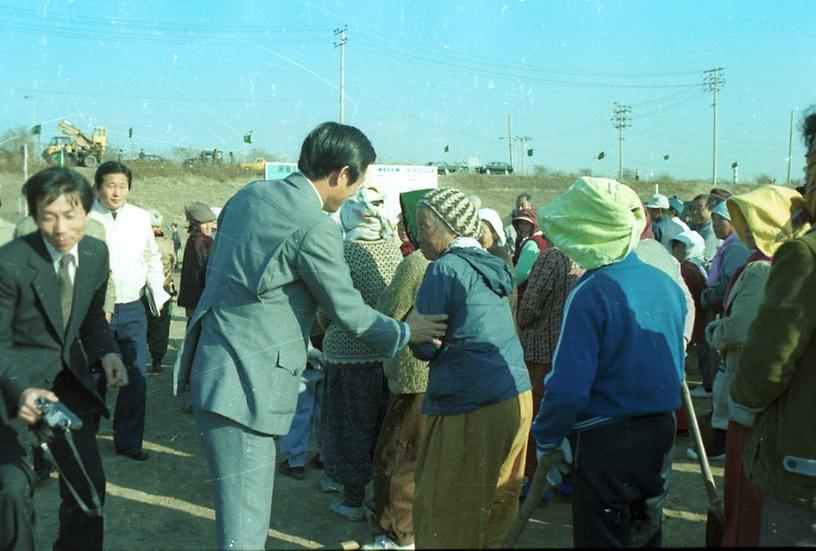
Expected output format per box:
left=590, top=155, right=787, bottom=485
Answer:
left=477, top=208, right=507, bottom=246
left=340, top=185, right=393, bottom=242
left=646, top=194, right=670, bottom=209
left=670, top=230, right=707, bottom=278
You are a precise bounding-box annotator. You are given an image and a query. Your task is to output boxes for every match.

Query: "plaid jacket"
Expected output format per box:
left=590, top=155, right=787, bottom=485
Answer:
left=517, top=248, right=584, bottom=364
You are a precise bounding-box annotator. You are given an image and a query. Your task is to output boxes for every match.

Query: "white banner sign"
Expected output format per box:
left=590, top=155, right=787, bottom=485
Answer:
left=264, top=162, right=438, bottom=222
left=365, top=164, right=438, bottom=222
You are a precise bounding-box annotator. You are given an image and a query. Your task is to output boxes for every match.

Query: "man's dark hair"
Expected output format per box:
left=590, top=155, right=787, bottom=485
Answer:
left=516, top=193, right=533, bottom=203
left=94, top=160, right=133, bottom=189
left=297, top=122, right=376, bottom=185
left=801, top=105, right=816, bottom=149
left=25, top=167, right=94, bottom=217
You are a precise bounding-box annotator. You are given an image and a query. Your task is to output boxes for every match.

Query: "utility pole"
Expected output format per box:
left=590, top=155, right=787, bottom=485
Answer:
left=507, top=114, right=514, bottom=170
left=786, top=109, right=794, bottom=185
left=703, top=67, right=725, bottom=185
left=24, top=95, right=39, bottom=150
left=334, top=26, right=347, bottom=124
left=514, top=136, right=532, bottom=175
left=611, top=103, right=631, bottom=180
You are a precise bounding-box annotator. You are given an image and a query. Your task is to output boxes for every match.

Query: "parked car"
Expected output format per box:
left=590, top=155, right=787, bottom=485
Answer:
left=478, top=161, right=514, bottom=175
left=425, top=161, right=456, bottom=175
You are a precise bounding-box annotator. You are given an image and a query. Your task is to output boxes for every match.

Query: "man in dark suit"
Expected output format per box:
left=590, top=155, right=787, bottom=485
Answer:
left=0, top=167, right=127, bottom=550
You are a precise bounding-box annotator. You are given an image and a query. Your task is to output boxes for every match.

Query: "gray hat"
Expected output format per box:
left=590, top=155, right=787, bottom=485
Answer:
left=148, top=209, right=163, bottom=227
left=419, top=187, right=482, bottom=240
left=185, top=201, right=216, bottom=224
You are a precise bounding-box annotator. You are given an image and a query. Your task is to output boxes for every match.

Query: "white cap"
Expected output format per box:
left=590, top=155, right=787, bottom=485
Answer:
left=477, top=208, right=506, bottom=246
left=645, top=194, right=670, bottom=209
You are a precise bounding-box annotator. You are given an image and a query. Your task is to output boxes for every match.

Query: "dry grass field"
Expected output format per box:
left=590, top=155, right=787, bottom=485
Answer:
left=0, top=165, right=747, bottom=549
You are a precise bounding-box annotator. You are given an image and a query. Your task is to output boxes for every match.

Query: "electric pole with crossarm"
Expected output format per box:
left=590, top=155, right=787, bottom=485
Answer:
left=612, top=103, right=631, bottom=181
left=704, top=67, right=725, bottom=185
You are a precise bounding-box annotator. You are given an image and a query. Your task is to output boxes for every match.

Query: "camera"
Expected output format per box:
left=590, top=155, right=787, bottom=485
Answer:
left=36, top=398, right=83, bottom=432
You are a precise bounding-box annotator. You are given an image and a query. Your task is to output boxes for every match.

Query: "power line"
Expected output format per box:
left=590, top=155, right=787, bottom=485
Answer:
left=352, top=29, right=704, bottom=80
left=351, top=41, right=701, bottom=90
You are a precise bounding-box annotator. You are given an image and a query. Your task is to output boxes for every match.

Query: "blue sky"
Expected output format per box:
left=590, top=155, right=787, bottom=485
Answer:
left=2, top=0, right=814, bottom=182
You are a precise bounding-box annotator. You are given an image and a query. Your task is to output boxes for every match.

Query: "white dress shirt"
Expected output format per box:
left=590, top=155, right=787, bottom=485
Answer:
left=42, top=237, right=78, bottom=285
left=89, top=201, right=170, bottom=309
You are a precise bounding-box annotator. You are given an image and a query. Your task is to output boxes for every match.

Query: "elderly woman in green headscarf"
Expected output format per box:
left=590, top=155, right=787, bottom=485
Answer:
left=532, top=177, right=687, bottom=547
left=703, top=185, right=810, bottom=547
left=318, top=184, right=405, bottom=522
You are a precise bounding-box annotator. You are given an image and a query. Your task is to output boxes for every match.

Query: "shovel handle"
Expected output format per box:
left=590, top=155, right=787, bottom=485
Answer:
left=502, top=449, right=565, bottom=549
left=681, top=379, right=725, bottom=522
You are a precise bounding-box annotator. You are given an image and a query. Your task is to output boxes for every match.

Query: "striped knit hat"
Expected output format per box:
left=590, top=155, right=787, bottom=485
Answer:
left=419, top=187, right=482, bottom=240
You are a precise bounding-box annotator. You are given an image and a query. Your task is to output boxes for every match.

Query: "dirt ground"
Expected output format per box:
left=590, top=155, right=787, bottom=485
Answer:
left=0, top=168, right=724, bottom=549
left=29, top=288, right=721, bottom=549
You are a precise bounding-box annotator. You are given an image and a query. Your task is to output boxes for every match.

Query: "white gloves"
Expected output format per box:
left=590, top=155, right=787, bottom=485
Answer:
left=726, top=393, right=763, bottom=428
left=704, top=319, right=721, bottom=347
left=306, top=343, right=326, bottom=370
left=537, top=438, right=573, bottom=486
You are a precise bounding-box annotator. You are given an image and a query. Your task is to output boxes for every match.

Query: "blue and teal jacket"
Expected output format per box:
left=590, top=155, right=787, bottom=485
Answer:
left=412, top=245, right=531, bottom=416
left=531, top=252, right=686, bottom=453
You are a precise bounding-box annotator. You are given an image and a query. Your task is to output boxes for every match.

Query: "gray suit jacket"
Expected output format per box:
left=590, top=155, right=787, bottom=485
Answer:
left=175, top=173, right=408, bottom=435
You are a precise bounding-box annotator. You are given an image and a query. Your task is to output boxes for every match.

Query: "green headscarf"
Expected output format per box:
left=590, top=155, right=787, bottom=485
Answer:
left=537, top=177, right=645, bottom=270
left=399, top=188, right=435, bottom=247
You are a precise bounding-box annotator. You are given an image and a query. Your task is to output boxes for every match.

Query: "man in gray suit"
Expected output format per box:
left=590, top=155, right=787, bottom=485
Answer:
left=175, top=122, right=447, bottom=549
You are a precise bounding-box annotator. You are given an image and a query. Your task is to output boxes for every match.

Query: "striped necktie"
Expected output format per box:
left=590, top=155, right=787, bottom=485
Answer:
left=58, top=253, right=73, bottom=330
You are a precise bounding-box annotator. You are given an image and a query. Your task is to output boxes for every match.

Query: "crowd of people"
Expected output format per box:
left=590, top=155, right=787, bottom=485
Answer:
left=0, top=112, right=814, bottom=550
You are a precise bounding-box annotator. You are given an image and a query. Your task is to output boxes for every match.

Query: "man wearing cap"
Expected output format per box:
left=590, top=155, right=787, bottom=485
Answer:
left=177, top=202, right=216, bottom=319
left=532, top=177, right=686, bottom=547
left=411, top=187, right=532, bottom=549
left=174, top=122, right=447, bottom=550
left=647, top=193, right=689, bottom=251
left=146, top=209, right=176, bottom=374
left=90, top=161, right=170, bottom=461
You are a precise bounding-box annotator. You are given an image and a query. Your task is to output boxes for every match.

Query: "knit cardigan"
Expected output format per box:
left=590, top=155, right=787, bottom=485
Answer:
left=375, top=250, right=430, bottom=394
left=321, top=237, right=403, bottom=365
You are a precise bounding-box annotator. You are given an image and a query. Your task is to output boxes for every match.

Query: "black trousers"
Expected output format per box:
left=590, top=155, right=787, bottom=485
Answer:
left=572, top=413, right=675, bottom=548
left=0, top=372, right=106, bottom=551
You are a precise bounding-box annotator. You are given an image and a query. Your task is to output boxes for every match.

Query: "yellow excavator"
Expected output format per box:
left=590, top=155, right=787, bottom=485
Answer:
left=42, top=121, right=107, bottom=167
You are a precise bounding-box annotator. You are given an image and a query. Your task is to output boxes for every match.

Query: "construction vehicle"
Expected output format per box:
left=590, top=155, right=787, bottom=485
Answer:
left=42, top=121, right=107, bottom=167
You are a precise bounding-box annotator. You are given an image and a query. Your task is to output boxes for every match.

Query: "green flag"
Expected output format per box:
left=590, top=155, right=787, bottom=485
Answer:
left=527, top=148, right=533, bottom=157
left=663, top=154, right=669, bottom=160
left=31, top=124, right=41, bottom=135
left=243, top=132, right=252, bottom=144
left=597, top=151, right=605, bottom=160
left=128, top=127, right=133, bottom=138
left=443, top=145, right=449, bottom=153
